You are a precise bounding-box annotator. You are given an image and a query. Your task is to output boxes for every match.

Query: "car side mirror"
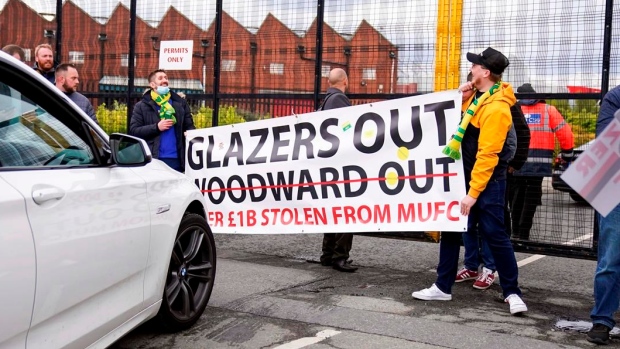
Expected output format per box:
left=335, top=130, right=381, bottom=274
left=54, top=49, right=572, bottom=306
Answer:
left=109, top=133, right=152, bottom=166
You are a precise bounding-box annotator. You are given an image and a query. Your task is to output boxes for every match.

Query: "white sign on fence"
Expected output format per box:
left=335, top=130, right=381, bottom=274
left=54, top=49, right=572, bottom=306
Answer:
left=185, top=91, right=468, bottom=234
left=158, top=40, right=193, bottom=70
left=561, top=110, right=620, bottom=217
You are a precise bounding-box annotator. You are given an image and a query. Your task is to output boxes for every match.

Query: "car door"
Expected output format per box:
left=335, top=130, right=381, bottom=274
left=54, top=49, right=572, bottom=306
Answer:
left=0, top=63, right=151, bottom=349
left=0, top=178, right=36, bottom=349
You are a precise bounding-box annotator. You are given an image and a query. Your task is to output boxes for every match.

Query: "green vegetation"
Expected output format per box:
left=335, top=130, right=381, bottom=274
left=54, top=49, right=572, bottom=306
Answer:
left=96, top=102, right=268, bottom=134
left=548, top=99, right=598, bottom=147
left=97, top=101, right=128, bottom=134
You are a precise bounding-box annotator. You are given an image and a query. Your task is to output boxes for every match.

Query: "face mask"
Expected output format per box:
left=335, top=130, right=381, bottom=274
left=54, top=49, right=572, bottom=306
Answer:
left=156, top=86, right=170, bottom=95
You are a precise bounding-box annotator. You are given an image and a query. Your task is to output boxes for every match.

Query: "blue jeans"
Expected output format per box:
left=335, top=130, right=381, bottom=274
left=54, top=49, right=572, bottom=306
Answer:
left=591, top=204, right=620, bottom=329
left=463, top=228, right=496, bottom=271
left=435, top=179, right=521, bottom=298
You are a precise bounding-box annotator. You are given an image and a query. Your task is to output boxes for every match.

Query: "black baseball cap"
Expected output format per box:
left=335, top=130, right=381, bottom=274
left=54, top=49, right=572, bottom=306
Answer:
left=517, top=83, right=536, bottom=93
left=466, top=47, right=510, bottom=75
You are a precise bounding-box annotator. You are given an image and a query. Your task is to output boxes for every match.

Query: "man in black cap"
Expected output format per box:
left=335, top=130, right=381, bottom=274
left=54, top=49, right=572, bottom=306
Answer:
left=509, top=83, right=574, bottom=240
left=412, top=47, right=527, bottom=315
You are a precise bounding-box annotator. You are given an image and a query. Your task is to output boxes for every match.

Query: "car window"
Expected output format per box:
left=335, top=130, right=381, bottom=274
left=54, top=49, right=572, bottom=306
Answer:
left=88, top=125, right=111, bottom=161
left=0, top=82, right=95, bottom=168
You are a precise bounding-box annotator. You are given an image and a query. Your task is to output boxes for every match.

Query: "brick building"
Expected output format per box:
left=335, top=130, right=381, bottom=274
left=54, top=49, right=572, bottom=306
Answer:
left=0, top=0, right=400, bottom=112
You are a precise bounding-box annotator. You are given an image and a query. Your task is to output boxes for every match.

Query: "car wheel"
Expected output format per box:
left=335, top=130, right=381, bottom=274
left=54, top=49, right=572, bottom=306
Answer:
left=156, top=213, right=216, bottom=332
left=569, top=192, right=587, bottom=203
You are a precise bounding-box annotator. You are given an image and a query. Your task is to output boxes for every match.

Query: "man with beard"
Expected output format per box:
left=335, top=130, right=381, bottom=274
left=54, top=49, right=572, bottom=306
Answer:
left=129, top=69, right=195, bottom=172
left=55, top=63, right=97, bottom=123
left=33, top=44, right=56, bottom=84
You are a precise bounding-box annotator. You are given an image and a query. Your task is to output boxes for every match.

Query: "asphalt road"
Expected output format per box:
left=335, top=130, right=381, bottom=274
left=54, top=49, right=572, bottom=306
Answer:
left=112, top=183, right=607, bottom=348
left=528, top=178, right=595, bottom=248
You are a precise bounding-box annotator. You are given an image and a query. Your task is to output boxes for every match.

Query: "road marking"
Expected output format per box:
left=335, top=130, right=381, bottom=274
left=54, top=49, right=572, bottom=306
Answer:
left=494, top=233, right=595, bottom=277
left=273, top=329, right=341, bottom=349
left=563, top=233, right=593, bottom=246
left=516, top=254, right=546, bottom=267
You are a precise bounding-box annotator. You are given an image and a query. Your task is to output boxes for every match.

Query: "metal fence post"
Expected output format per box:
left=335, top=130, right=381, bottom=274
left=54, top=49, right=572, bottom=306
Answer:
left=600, top=0, right=614, bottom=98
left=213, top=0, right=223, bottom=127
left=127, top=0, right=137, bottom=130
left=313, top=0, right=325, bottom=111
left=55, top=0, right=62, bottom=64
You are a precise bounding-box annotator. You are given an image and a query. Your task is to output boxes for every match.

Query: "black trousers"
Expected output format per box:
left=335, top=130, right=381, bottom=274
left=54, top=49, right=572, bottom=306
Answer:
left=508, top=176, right=543, bottom=240
left=321, top=233, right=353, bottom=263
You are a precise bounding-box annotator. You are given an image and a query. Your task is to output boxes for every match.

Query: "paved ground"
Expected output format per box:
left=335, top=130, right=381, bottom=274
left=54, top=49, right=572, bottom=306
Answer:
left=112, top=232, right=615, bottom=348
left=112, top=184, right=609, bottom=348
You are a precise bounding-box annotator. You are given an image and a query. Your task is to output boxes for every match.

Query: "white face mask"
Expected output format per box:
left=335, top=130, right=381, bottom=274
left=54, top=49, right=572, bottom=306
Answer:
left=156, top=86, right=170, bottom=95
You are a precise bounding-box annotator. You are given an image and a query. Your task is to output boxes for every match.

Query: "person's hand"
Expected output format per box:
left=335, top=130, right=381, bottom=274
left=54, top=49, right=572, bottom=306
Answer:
left=458, top=81, right=474, bottom=93
left=459, top=82, right=475, bottom=102
left=460, top=195, right=477, bottom=216
left=158, top=119, right=174, bottom=131
left=508, top=166, right=515, bottom=174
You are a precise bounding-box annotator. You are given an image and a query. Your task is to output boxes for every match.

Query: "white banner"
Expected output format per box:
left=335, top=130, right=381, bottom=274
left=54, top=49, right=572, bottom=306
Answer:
left=561, top=110, right=620, bottom=217
left=186, top=91, right=467, bottom=233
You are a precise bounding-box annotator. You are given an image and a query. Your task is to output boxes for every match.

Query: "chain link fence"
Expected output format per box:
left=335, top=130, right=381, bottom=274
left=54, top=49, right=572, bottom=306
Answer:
left=2, top=0, right=618, bottom=259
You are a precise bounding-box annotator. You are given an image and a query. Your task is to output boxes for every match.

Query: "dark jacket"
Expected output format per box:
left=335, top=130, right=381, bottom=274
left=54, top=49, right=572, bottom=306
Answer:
left=33, top=63, right=55, bottom=84
left=508, top=103, right=531, bottom=170
left=320, top=87, right=351, bottom=110
left=66, top=91, right=97, bottom=123
left=597, top=85, right=620, bottom=136
left=129, top=90, right=195, bottom=171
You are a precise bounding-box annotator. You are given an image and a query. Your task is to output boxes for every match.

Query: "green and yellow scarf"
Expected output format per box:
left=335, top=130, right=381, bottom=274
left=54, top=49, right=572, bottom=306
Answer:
left=151, top=90, right=177, bottom=124
left=442, top=81, right=501, bottom=160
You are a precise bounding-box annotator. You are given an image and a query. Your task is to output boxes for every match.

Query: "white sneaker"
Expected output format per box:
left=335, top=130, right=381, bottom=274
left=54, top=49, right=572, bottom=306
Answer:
left=505, top=294, right=528, bottom=315
left=412, top=284, right=452, bottom=301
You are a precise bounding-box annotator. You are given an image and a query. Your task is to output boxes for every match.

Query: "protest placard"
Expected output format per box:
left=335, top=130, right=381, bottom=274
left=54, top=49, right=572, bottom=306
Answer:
left=561, top=111, right=620, bottom=217
left=186, top=91, right=468, bottom=233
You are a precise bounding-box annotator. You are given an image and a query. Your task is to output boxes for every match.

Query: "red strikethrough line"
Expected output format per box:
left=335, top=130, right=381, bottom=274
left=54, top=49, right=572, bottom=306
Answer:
left=201, top=172, right=458, bottom=193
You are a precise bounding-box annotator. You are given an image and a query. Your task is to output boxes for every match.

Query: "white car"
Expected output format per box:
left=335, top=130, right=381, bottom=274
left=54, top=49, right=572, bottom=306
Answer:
left=0, top=51, right=216, bottom=349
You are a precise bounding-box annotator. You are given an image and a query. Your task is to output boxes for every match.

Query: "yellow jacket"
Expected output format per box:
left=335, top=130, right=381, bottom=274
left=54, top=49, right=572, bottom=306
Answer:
left=461, top=82, right=516, bottom=198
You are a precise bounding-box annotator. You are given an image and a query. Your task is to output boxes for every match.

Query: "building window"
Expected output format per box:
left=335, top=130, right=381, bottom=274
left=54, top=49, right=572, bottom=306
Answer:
left=23, top=48, right=32, bottom=62
left=236, top=49, right=243, bottom=56
left=69, top=51, right=85, bottom=64
left=121, top=54, right=136, bottom=67
left=321, top=65, right=330, bottom=78
left=264, top=48, right=272, bottom=55
left=270, top=63, right=284, bottom=75
left=362, top=68, right=376, bottom=80
left=279, top=48, right=287, bottom=55
left=222, top=50, right=229, bottom=57
left=326, top=46, right=335, bottom=53
left=222, top=59, right=236, bottom=72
